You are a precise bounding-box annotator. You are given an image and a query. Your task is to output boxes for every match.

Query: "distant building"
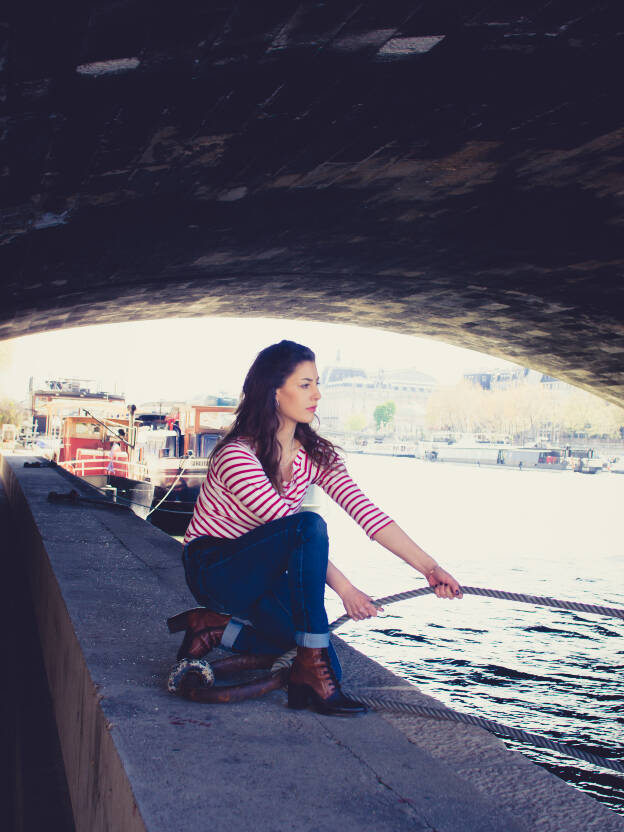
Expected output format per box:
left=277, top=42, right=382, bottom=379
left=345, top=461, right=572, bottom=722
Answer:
left=463, top=371, right=493, bottom=390
left=539, top=374, right=569, bottom=392
left=464, top=366, right=569, bottom=392
left=202, top=393, right=238, bottom=407
left=318, top=364, right=437, bottom=434
left=320, top=365, right=367, bottom=386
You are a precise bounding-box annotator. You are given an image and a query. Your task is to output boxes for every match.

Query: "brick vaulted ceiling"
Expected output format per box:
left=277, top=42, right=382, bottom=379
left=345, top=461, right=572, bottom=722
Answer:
left=1, top=2, right=623, bottom=402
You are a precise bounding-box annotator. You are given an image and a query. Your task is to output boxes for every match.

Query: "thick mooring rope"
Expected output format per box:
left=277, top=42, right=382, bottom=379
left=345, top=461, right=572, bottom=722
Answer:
left=271, top=586, right=624, bottom=775
left=333, top=585, right=624, bottom=627
left=342, top=694, right=624, bottom=775
left=146, top=457, right=190, bottom=518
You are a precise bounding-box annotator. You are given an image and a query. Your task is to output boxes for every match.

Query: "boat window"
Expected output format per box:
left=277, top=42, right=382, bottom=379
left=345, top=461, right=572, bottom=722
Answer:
left=198, top=433, right=219, bottom=457
left=164, top=435, right=178, bottom=457
left=140, top=433, right=178, bottom=457
left=74, top=422, right=100, bottom=437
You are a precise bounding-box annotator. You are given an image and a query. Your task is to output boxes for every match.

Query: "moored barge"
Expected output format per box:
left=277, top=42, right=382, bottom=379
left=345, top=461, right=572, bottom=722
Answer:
left=108, top=404, right=236, bottom=534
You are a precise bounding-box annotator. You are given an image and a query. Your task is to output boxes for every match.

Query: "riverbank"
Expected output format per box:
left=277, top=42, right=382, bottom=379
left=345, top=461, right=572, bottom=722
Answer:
left=2, top=452, right=623, bottom=831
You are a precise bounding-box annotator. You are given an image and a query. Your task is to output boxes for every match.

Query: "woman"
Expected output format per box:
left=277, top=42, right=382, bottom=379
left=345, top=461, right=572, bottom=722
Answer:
left=170, top=340, right=462, bottom=716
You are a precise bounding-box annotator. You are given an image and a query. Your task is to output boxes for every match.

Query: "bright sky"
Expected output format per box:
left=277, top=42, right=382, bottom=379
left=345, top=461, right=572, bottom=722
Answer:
left=0, top=317, right=520, bottom=405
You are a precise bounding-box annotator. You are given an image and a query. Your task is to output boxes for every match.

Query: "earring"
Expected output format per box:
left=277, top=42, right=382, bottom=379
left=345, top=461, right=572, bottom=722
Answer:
left=275, top=399, right=280, bottom=408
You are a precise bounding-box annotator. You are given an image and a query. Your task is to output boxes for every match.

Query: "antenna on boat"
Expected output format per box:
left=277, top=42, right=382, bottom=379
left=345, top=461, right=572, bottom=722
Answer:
left=81, top=408, right=136, bottom=449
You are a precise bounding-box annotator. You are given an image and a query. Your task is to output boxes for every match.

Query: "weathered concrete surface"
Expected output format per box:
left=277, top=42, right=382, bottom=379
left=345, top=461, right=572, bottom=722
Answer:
left=2, top=453, right=623, bottom=832
left=2, top=2, right=624, bottom=404
left=0, top=478, right=75, bottom=831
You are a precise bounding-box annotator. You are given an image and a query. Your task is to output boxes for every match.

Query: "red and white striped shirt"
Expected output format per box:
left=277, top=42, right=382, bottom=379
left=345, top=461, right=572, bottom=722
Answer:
left=183, top=440, right=393, bottom=543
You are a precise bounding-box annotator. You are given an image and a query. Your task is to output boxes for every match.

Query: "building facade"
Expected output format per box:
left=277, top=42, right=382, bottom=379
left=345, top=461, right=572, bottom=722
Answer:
left=318, top=364, right=437, bottom=436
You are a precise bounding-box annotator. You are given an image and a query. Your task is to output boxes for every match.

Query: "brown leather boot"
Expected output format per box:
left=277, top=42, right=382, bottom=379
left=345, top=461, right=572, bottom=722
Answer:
left=288, top=646, right=366, bottom=716
left=167, top=608, right=231, bottom=661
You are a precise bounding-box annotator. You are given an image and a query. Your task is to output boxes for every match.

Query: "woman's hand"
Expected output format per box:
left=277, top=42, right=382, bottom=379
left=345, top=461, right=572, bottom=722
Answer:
left=426, top=565, right=463, bottom=599
left=340, top=585, right=384, bottom=621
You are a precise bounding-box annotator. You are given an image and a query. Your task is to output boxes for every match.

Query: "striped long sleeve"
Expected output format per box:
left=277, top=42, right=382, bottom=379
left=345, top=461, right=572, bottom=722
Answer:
left=313, top=458, right=393, bottom=539
left=184, top=440, right=393, bottom=543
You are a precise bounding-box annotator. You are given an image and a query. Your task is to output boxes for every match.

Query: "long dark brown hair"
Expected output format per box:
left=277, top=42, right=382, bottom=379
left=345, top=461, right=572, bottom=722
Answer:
left=211, top=340, right=339, bottom=491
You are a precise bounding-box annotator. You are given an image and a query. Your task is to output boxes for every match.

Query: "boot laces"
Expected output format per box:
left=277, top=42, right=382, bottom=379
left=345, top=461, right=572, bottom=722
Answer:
left=199, top=628, right=222, bottom=650
left=317, top=655, right=338, bottom=694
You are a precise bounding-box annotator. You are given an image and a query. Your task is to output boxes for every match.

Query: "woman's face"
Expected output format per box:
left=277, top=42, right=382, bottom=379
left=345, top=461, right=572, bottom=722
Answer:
left=275, top=360, right=321, bottom=427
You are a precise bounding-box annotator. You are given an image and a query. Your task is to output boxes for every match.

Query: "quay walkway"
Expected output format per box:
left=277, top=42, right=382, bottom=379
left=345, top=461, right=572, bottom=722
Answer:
left=2, top=452, right=623, bottom=832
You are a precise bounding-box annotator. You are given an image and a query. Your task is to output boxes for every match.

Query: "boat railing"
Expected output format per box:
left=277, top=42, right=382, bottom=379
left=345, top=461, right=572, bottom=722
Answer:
left=60, top=456, right=109, bottom=477
left=61, top=448, right=132, bottom=478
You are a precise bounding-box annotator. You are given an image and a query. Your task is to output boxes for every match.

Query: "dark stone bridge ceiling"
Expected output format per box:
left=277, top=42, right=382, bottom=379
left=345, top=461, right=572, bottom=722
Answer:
left=2, top=2, right=623, bottom=402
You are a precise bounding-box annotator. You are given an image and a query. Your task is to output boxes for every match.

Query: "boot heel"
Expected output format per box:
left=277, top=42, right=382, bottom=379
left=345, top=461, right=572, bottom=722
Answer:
left=288, top=683, right=312, bottom=710
left=167, top=612, right=189, bottom=633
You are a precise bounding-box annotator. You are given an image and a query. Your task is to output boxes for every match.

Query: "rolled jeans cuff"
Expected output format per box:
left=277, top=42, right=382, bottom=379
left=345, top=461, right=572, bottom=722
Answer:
left=295, top=631, right=330, bottom=648
left=220, top=619, right=244, bottom=649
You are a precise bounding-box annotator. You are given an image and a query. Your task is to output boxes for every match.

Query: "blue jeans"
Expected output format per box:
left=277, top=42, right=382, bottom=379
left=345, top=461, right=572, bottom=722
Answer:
left=182, top=512, right=341, bottom=677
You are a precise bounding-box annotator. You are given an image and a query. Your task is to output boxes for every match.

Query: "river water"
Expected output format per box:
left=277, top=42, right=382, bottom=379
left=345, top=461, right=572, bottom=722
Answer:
left=319, top=454, right=624, bottom=814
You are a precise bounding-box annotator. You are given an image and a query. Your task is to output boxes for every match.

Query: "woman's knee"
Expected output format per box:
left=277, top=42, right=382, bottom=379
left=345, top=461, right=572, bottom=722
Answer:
left=296, top=511, right=328, bottom=543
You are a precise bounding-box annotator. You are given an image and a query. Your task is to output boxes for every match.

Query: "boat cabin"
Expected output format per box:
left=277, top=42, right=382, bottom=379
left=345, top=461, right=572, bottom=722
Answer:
left=58, top=415, right=137, bottom=483
left=136, top=429, right=180, bottom=460
left=171, top=405, right=236, bottom=458
left=31, top=378, right=125, bottom=439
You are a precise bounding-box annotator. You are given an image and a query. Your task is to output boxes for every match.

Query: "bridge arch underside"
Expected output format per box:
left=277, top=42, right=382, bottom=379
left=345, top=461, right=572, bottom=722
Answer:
left=2, top=2, right=623, bottom=404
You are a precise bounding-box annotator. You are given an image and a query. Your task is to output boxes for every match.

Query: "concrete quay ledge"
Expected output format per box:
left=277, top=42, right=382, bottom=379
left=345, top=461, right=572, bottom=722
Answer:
left=2, top=453, right=622, bottom=832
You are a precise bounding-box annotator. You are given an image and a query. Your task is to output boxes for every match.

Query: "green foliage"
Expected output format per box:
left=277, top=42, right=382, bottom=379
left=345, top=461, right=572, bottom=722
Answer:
left=0, top=397, right=27, bottom=426
left=373, top=401, right=396, bottom=430
left=344, top=412, right=367, bottom=433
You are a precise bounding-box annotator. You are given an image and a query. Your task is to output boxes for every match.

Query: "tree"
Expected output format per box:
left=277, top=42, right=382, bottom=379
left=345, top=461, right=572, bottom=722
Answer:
left=425, top=382, right=482, bottom=434
left=0, top=397, right=27, bottom=426
left=562, top=390, right=624, bottom=438
left=373, top=401, right=396, bottom=431
left=344, top=412, right=367, bottom=433
left=425, top=380, right=624, bottom=442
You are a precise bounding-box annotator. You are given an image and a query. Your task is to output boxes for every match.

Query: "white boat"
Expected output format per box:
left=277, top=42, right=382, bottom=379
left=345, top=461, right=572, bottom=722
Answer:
left=608, top=457, right=624, bottom=474
left=420, top=442, right=571, bottom=470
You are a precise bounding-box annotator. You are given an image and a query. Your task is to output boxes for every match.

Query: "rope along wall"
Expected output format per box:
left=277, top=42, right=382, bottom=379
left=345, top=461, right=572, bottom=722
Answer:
left=271, top=586, right=624, bottom=775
